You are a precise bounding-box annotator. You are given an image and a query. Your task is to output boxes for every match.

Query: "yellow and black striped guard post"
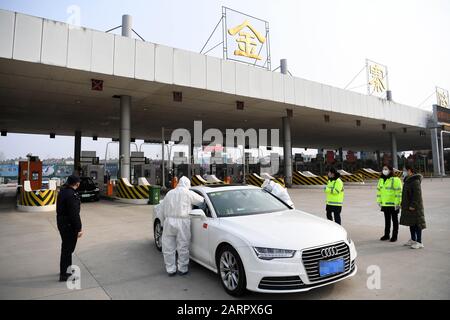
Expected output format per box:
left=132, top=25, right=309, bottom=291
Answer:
left=339, top=173, right=364, bottom=183
left=246, top=173, right=265, bottom=187
left=191, top=175, right=225, bottom=187
left=20, top=189, right=57, bottom=207
left=274, top=177, right=286, bottom=188
left=245, top=173, right=285, bottom=187
left=355, top=169, right=380, bottom=180
left=292, top=171, right=328, bottom=185
left=116, top=178, right=150, bottom=199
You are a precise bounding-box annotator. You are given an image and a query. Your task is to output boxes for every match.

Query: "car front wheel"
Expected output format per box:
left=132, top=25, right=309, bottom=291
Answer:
left=154, top=220, right=163, bottom=252
left=217, top=245, right=247, bottom=296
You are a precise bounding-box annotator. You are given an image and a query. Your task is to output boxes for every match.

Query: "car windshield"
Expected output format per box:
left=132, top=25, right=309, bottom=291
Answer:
left=80, top=178, right=95, bottom=188
left=207, top=189, right=289, bottom=217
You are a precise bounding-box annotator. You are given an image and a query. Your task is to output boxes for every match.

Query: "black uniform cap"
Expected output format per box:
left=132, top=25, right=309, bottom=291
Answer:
left=66, top=175, right=81, bottom=186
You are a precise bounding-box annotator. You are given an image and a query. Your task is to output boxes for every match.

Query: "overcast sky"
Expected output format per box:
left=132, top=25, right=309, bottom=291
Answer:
left=0, top=0, right=449, bottom=160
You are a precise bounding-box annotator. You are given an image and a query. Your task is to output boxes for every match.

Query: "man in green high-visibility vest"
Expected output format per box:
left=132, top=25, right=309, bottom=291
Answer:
left=324, top=167, right=344, bottom=225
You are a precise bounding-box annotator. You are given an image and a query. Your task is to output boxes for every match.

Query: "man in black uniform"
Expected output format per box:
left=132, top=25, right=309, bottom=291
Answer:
left=56, top=175, right=83, bottom=281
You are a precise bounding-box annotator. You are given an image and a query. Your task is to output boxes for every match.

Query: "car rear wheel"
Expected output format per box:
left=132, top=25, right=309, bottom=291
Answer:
left=217, top=245, right=246, bottom=296
left=154, top=220, right=163, bottom=252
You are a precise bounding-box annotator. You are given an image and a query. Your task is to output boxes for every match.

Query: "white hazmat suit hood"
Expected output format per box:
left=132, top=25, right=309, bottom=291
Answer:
left=160, top=176, right=204, bottom=274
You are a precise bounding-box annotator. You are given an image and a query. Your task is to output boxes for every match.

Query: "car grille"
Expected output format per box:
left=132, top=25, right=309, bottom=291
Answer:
left=258, top=276, right=304, bottom=291
left=302, top=241, right=350, bottom=283
left=258, top=260, right=356, bottom=291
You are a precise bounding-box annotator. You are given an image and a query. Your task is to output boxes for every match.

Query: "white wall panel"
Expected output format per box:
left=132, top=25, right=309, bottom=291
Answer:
left=294, top=78, right=307, bottom=106
left=173, top=48, right=190, bottom=86
left=113, top=35, right=135, bottom=78
left=272, top=72, right=284, bottom=102
left=155, top=44, right=173, bottom=84
left=321, top=84, right=332, bottom=111
left=206, top=56, right=221, bottom=92
left=67, top=27, right=92, bottom=71
left=310, top=82, right=324, bottom=110
left=190, top=52, right=206, bottom=89
left=249, top=68, right=262, bottom=98
left=91, top=31, right=114, bottom=75
left=235, top=63, right=249, bottom=97
left=260, top=69, right=273, bottom=101
left=13, top=13, right=42, bottom=63
left=221, top=60, right=236, bottom=94
left=356, top=93, right=368, bottom=118
left=135, top=40, right=155, bottom=81
left=284, top=75, right=295, bottom=105
left=41, top=19, right=68, bottom=67
left=0, top=10, right=15, bottom=58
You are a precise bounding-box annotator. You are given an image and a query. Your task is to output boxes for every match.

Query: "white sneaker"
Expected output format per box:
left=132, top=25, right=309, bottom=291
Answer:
left=404, top=239, right=415, bottom=246
left=411, top=242, right=424, bottom=249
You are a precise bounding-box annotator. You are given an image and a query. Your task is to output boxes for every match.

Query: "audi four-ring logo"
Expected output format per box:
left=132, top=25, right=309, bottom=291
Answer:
left=321, top=247, right=339, bottom=258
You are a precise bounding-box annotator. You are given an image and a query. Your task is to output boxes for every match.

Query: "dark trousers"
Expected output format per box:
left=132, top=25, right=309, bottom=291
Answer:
left=410, top=225, right=422, bottom=243
left=326, top=205, right=342, bottom=225
left=59, top=227, right=78, bottom=276
left=382, top=207, right=399, bottom=237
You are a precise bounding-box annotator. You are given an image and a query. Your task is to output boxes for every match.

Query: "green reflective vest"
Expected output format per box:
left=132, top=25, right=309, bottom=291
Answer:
left=377, top=176, right=402, bottom=207
left=325, top=178, right=344, bottom=206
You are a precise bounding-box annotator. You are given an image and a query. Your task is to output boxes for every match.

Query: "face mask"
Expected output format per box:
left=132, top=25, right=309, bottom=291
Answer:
left=382, top=169, right=389, bottom=176
left=402, top=171, right=408, bottom=178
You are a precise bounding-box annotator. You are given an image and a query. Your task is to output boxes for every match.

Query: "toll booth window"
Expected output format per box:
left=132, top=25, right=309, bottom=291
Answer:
left=90, top=171, right=98, bottom=181
left=32, top=172, right=39, bottom=181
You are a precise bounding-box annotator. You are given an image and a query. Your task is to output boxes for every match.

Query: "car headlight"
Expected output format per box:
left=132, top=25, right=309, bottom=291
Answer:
left=253, top=247, right=296, bottom=260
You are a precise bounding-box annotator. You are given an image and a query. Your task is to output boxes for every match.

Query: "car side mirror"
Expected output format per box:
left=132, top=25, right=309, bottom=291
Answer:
left=189, top=209, right=206, bottom=220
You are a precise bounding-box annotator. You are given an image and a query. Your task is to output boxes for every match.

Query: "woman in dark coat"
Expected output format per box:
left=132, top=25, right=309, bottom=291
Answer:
left=400, top=165, right=426, bottom=249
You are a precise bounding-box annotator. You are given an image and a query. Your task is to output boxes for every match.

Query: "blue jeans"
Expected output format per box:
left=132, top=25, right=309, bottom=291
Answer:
left=410, top=225, right=422, bottom=243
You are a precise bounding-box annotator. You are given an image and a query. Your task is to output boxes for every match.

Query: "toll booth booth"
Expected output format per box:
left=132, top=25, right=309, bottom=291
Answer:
left=17, top=154, right=56, bottom=212
left=173, top=152, right=191, bottom=179
left=225, top=163, right=241, bottom=183
left=80, top=151, right=105, bottom=191
left=130, top=152, right=146, bottom=185
left=210, top=151, right=226, bottom=180
left=246, top=152, right=261, bottom=175
left=18, top=155, right=42, bottom=190
left=131, top=152, right=162, bottom=185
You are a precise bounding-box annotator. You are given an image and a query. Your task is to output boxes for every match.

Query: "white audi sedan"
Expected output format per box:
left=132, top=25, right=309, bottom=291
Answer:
left=153, top=185, right=357, bottom=296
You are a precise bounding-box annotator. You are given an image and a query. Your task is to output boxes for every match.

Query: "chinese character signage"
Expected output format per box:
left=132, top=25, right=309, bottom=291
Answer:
left=366, top=59, right=389, bottom=97
left=436, top=87, right=449, bottom=108
left=223, top=7, right=271, bottom=70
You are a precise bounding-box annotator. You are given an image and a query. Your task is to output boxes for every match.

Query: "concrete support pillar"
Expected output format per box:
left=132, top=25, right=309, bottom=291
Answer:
left=282, top=116, right=293, bottom=188
left=376, top=150, right=381, bottom=170
left=74, top=131, right=81, bottom=175
left=390, top=132, right=398, bottom=169
left=431, top=128, right=441, bottom=176
left=117, top=15, right=133, bottom=181
left=122, top=15, right=132, bottom=37
left=280, top=59, right=292, bottom=188
left=120, top=95, right=131, bottom=180
left=280, top=59, right=288, bottom=75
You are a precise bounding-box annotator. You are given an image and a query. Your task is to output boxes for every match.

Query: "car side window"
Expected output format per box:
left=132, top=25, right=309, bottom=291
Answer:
left=191, top=190, right=212, bottom=218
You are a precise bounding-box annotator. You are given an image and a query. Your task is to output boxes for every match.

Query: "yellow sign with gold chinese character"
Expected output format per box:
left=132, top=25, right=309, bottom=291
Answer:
left=228, top=20, right=266, bottom=60
left=436, top=87, right=449, bottom=108
left=368, top=64, right=386, bottom=93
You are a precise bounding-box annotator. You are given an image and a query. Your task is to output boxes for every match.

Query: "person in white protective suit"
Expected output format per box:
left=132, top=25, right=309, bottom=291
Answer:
left=262, top=179, right=295, bottom=209
left=161, top=176, right=205, bottom=276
